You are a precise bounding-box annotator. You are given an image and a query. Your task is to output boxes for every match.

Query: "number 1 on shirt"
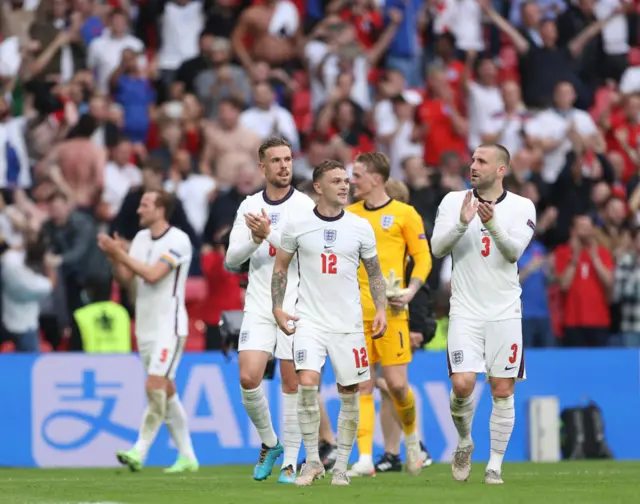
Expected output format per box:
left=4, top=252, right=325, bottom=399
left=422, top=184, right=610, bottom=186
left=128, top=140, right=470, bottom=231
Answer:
left=321, top=252, right=337, bottom=274
left=481, top=236, right=491, bottom=257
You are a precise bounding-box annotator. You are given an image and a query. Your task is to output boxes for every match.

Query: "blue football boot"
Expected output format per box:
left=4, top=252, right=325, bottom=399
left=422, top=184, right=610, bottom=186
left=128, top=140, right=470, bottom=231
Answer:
left=253, top=440, right=284, bottom=481
left=278, top=464, right=296, bottom=484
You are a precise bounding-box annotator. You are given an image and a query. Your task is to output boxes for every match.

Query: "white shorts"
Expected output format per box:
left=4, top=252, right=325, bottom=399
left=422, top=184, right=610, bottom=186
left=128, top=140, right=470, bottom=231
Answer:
left=293, top=325, right=370, bottom=387
left=447, top=318, right=526, bottom=380
left=137, top=335, right=186, bottom=380
left=238, top=312, right=293, bottom=361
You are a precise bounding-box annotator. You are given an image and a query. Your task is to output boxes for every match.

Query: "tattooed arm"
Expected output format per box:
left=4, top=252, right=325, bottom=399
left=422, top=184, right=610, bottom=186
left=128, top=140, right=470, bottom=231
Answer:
left=271, top=248, right=298, bottom=335
left=362, top=255, right=387, bottom=312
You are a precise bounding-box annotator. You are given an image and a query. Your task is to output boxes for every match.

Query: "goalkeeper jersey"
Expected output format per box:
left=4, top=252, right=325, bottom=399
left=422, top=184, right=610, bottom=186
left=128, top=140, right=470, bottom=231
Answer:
left=347, top=199, right=432, bottom=321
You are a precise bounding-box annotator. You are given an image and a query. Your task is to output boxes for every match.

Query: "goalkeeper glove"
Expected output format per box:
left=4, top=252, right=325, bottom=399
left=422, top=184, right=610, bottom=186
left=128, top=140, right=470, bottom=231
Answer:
left=384, top=269, right=412, bottom=299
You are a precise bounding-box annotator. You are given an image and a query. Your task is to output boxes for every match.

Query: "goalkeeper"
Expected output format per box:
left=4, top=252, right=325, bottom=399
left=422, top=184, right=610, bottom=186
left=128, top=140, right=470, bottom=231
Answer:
left=346, top=155, right=432, bottom=477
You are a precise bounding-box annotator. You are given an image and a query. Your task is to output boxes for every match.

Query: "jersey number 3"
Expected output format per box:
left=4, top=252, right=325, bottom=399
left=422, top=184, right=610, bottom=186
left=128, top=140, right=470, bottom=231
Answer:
left=321, top=252, right=337, bottom=274
left=269, top=245, right=276, bottom=257
left=481, top=236, right=491, bottom=257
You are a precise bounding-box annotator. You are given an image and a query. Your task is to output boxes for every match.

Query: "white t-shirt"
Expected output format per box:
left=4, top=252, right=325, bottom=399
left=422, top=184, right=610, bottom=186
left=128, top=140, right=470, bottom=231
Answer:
left=280, top=207, right=377, bottom=333
left=103, top=162, right=143, bottom=217
left=524, top=108, right=598, bottom=183
left=452, top=0, right=484, bottom=51
left=164, top=174, right=216, bottom=235
left=479, top=109, right=530, bottom=156
left=129, top=227, right=193, bottom=340
left=157, top=1, right=204, bottom=70
left=467, top=82, right=504, bottom=151
left=226, top=188, right=316, bottom=319
left=595, top=0, right=629, bottom=55
left=431, top=190, right=536, bottom=321
left=87, top=32, right=145, bottom=93
left=240, top=106, right=300, bottom=152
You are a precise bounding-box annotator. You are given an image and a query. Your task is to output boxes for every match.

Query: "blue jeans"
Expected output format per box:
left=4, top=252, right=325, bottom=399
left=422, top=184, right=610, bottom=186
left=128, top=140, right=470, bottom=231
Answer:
left=386, top=53, right=424, bottom=88
left=522, top=317, right=555, bottom=348
left=621, top=332, right=640, bottom=347
left=4, top=329, right=40, bottom=352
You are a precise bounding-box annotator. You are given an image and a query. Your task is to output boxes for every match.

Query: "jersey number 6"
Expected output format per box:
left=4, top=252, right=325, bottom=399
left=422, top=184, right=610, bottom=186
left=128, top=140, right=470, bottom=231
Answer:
left=321, top=252, right=337, bottom=274
left=481, top=236, right=491, bottom=257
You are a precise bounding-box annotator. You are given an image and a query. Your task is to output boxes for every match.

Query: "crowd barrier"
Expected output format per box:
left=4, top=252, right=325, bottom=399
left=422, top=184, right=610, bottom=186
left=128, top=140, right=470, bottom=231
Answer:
left=0, top=350, right=638, bottom=467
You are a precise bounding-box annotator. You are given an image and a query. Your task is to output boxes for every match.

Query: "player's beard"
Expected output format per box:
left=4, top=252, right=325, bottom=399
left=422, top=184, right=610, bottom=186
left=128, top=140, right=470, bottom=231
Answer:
left=270, top=174, right=292, bottom=189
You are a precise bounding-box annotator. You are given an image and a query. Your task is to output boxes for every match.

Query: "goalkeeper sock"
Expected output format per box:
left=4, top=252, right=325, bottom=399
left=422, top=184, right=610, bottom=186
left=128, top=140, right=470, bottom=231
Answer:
left=356, top=393, right=375, bottom=463
left=487, top=395, right=515, bottom=472
left=391, top=386, right=417, bottom=436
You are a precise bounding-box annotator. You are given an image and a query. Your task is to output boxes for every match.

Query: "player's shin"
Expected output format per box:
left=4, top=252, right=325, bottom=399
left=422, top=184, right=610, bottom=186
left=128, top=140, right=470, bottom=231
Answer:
left=298, top=385, right=321, bottom=463
left=335, top=392, right=359, bottom=473
left=487, top=394, right=515, bottom=473
left=449, top=389, right=475, bottom=448
left=165, top=394, right=196, bottom=461
left=241, top=386, right=278, bottom=448
left=390, top=386, right=417, bottom=437
left=356, top=393, right=375, bottom=465
left=282, top=391, right=302, bottom=468
left=134, top=388, right=167, bottom=459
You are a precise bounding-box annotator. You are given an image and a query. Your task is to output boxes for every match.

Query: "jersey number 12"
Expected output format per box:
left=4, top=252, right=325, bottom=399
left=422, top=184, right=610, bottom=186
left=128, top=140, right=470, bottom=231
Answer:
left=321, top=252, right=337, bottom=274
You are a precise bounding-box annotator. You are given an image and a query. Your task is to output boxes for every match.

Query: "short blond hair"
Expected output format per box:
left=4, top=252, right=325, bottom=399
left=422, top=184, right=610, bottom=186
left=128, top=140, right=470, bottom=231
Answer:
left=385, top=179, right=410, bottom=203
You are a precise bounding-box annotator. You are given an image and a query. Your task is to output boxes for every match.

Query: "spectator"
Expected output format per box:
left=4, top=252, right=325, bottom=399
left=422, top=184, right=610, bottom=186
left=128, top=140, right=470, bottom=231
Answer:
left=1, top=233, right=55, bottom=352
left=100, top=137, right=143, bottom=222
left=40, top=190, right=111, bottom=351
left=612, top=227, right=640, bottom=346
left=0, top=97, right=31, bottom=197
left=554, top=214, right=614, bottom=347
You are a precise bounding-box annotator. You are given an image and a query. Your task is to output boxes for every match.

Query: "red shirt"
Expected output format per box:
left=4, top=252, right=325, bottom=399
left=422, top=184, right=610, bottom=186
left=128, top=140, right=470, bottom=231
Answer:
left=416, top=99, right=467, bottom=166
left=608, top=115, right=640, bottom=183
left=554, top=244, right=613, bottom=328
left=340, top=9, right=383, bottom=50
left=200, top=251, right=245, bottom=326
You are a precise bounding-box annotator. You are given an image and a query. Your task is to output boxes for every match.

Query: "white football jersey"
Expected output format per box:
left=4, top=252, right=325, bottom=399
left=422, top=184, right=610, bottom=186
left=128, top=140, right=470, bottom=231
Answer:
left=226, top=187, right=315, bottom=319
left=432, top=189, right=536, bottom=321
left=129, top=226, right=193, bottom=340
left=280, top=207, right=377, bottom=333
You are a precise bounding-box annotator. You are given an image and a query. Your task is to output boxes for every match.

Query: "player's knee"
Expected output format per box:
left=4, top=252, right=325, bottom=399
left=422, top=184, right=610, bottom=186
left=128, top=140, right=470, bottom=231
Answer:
left=386, top=380, right=409, bottom=402
left=279, top=360, right=298, bottom=393
left=165, top=380, right=176, bottom=398
left=451, top=373, right=475, bottom=398
left=490, top=378, right=514, bottom=398
left=146, top=374, right=166, bottom=391
left=297, top=370, right=320, bottom=387
left=239, top=367, right=263, bottom=390
left=359, top=377, right=375, bottom=395
left=337, top=383, right=358, bottom=395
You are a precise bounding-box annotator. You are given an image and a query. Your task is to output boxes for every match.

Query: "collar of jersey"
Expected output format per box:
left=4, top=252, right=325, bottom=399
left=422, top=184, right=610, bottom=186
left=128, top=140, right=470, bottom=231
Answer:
left=314, top=207, right=344, bottom=222
left=262, top=186, right=295, bottom=206
left=473, top=188, right=507, bottom=205
left=363, top=198, right=393, bottom=211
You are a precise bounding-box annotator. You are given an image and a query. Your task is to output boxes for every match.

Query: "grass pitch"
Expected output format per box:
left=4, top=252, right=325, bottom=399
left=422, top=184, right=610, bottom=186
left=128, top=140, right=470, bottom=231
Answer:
left=1, top=461, right=636, bottom=504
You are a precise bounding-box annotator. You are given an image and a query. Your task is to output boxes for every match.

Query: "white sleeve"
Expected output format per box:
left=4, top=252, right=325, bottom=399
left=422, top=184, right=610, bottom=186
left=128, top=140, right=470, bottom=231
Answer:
left=431, top=193, right=468, bottom=258
left=359, top=220, right=377, bottom=260
left=128, top=232, right=146, bottom=261
left=160, top=234, right=193, bottom=269
left=619, top=68, right=640, bottom=95
left=280, top=220, right=298, bottom=254
left=485, top=198, right=536, bottom=263
left=225, top=199, right=261, bottom=268
left=2, top=259, right=52, bottom=303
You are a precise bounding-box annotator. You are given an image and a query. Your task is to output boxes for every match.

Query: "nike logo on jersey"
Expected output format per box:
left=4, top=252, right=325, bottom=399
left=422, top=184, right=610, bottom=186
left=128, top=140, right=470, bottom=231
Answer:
left=324, top=245, right=333, bottom=250
left=504, top=365, right=517, bottom=371
left=357, top=369, right=368, bottom=376
left=480, top=228, right=488, bottom=232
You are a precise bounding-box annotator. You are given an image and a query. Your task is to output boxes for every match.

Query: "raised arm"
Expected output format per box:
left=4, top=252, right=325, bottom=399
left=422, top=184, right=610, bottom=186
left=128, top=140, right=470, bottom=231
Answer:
left=480, top=199, right=536, bottom=264
left=431, top=192, right=474, bottom=258
left=225, top=201, right=262, bottom=269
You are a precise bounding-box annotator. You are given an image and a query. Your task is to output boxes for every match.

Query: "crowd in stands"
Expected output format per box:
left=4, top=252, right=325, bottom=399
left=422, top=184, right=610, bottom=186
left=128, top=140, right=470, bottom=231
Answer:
left=2, top=0, right=640, bottom=352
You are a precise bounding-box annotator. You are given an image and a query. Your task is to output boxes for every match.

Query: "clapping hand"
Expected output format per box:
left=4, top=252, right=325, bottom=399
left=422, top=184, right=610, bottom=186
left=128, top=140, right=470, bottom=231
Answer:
left=245, top=209, right=271, bottom=243
left=477, top=201, right=495, bottom=224
left=459, top=190, right=479, bottom=225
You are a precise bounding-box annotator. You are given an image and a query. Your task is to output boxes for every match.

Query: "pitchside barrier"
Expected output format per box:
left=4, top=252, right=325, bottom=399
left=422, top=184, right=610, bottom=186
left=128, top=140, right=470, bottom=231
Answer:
left=0, top=349, right=637, bottom=467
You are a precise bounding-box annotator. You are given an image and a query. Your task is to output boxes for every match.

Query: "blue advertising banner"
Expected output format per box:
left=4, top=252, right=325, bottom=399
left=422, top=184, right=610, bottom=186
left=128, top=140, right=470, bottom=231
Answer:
left=0, top=349, right=638, bottom=468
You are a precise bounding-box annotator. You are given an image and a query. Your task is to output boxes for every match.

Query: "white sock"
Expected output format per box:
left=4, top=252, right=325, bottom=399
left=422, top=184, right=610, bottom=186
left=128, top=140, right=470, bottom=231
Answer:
left=298, top=385, right=321, bottom=464
left=165, top=394, right=196, bottom=461
left=450, top=390, right=475, bottom=448
left=335, top=392, right=359, bottom=473
left=282, top=392, right=302, bottom=468
left=134, top=389, right=167, bottom=460
left=487, top=395, right=515, bottom=472
left=241, top=386, right=278, bottom=448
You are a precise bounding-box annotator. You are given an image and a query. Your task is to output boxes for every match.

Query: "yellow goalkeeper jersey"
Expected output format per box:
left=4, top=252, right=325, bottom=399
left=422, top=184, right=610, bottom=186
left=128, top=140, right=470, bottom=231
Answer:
left=347, top=199, right=432, bottom=321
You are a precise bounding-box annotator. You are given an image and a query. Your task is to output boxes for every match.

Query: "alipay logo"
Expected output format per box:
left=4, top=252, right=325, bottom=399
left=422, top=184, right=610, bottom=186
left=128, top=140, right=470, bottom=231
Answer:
left=32, top=355, right=146, bottom=467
